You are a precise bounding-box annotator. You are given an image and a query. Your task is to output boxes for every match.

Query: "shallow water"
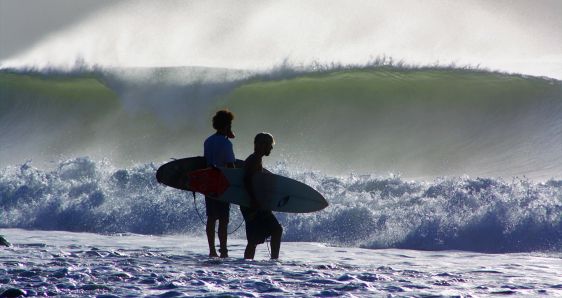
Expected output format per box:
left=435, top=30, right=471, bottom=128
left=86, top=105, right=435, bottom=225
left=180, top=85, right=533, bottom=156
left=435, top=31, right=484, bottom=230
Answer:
left=1, top=229, right=560, bottom=297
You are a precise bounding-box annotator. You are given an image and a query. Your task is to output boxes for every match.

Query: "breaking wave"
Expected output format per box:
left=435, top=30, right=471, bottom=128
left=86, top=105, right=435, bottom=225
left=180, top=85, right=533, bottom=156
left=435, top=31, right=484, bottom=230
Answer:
left=2, top=66, right=561, bottom=179
left=2, top=66, right=561, bottom=252
left=1, top=157, right=560, bottom=253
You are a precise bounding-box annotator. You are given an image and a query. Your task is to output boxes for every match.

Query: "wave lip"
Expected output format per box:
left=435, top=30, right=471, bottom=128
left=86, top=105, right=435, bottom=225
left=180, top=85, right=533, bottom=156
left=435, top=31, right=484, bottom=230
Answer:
left=1, top=158, right=561, bottom=253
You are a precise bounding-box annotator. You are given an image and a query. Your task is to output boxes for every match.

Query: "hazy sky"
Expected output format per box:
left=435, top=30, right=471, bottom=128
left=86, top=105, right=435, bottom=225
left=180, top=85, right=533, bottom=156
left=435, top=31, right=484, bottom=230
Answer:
left=0, top=0, right=116, bottom=59
left=1, top=0, right=561, bottom=78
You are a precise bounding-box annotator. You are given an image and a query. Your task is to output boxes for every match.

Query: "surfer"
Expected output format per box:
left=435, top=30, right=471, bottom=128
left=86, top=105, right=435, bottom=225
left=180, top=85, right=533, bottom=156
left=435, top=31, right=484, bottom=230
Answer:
left=241, top=133, right=283, bottom=259
left=203, top=110, right=236, bottom=258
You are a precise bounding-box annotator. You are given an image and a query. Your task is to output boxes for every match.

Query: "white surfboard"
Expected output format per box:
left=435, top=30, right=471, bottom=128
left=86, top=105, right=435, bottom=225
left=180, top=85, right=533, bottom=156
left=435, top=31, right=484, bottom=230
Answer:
left=193, top=168, right=328, bottom=213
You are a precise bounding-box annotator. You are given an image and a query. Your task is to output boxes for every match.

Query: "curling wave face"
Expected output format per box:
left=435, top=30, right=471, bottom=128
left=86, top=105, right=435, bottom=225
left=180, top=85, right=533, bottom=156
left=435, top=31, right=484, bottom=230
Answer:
left=1, top=157, right=560, bottom=253
left=1, top=66, right=561, bottom=179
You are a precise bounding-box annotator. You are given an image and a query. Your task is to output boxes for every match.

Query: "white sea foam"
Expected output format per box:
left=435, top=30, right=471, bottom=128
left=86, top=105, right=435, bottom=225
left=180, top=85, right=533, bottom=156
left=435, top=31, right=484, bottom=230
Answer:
left=1, top=157, right=560, bottom=253
left=0, top=229, right=560, bottom=297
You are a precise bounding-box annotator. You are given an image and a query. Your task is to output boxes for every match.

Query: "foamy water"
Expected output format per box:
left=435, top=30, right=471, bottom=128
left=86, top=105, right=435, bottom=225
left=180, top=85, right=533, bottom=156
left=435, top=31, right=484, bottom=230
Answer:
left=1, top=158, right=561, bottom=253
left=1, top=229, right=561, bottom=297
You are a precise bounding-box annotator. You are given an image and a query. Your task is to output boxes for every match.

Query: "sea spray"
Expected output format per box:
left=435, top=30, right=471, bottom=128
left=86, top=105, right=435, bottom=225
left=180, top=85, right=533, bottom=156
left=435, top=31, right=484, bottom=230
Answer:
left=2, top=1, right=560, bottom=78
left=1, top=157, right=560, bottom=253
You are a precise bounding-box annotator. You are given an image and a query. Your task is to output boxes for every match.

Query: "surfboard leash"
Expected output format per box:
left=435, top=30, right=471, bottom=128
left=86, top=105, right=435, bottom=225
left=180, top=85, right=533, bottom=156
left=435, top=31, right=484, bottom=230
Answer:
left=266, top=237, right=271, bottom=257
left=191, top=192, right=244, bottom=235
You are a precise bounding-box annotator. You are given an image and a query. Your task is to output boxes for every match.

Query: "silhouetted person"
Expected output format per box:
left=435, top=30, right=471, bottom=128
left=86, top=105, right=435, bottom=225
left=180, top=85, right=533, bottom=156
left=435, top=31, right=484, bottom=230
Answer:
left=204, top=110, right=236, bottom=258
left=241, top=133, right=283, bottom=259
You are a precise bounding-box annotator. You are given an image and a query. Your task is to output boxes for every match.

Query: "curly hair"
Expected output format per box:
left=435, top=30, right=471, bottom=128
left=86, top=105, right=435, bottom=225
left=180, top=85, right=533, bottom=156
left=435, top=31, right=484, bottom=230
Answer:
left=212, top=110, right=234, bottom=130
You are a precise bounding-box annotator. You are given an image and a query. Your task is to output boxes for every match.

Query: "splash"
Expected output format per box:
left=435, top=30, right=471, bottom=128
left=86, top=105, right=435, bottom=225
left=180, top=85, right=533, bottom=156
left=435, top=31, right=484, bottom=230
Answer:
left=1, top=157, right=561, bottom=252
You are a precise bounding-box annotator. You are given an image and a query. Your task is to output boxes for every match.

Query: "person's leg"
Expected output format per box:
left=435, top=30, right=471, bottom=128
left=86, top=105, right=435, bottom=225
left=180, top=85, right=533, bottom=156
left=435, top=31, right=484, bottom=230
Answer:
left=244, top=242, right=257, bottom=259
left=206, top=217, right=218, bottom=257
left=218, top=218, right=229, bottom=258
left=270, top=223, right=283, bottom=259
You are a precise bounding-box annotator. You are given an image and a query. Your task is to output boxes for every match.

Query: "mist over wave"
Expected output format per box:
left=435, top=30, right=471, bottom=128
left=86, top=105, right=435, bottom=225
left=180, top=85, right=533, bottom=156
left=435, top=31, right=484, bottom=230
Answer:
left=1, top=157, right=560, bottom=253
left=1, top=0, right=561, bottom=79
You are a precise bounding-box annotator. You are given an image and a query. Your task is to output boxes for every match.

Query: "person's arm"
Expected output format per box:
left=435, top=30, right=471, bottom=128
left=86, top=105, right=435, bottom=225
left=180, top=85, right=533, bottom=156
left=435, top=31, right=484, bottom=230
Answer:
left=244, top=157, right=260, bottom=209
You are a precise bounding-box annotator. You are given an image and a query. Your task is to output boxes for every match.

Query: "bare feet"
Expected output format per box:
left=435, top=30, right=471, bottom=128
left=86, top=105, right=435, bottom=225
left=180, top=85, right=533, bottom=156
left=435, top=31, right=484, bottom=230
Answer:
left=219, top=248, right=228, bottom=258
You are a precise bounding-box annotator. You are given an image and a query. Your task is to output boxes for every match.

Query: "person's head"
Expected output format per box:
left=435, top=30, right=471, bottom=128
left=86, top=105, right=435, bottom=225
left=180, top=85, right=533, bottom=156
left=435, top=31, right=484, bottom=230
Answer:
left=212, top=110, right=235, bottom=138
left=254, top=132, right=275, bottom=156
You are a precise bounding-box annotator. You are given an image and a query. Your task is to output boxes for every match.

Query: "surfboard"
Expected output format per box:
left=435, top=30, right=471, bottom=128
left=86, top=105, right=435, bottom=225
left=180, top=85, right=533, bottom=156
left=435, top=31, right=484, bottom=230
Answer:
left=156, top=157, right=328, bottom=213
left=156, top=156, right=244, bottom=191
left=188, top=167, right=328, bottom=213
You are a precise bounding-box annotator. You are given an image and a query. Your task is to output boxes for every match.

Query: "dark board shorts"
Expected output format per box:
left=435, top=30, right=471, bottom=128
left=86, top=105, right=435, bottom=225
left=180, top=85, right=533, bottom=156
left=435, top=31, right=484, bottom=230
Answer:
left=205, top=197, right=230, bottom=220
left=240, top=206, right=281, bottom=244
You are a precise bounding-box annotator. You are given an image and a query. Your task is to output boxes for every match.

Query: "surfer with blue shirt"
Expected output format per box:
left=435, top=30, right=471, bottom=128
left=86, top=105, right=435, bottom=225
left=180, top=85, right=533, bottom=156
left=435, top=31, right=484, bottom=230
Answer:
left=203, top=110, right=236, bottom=258
left=241, top=133, right=283, bottom=259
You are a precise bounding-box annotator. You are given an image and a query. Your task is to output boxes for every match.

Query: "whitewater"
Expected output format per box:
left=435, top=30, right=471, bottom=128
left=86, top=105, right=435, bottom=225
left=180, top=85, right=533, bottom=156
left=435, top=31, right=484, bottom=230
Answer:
left=1, top=1, right=562, bottom=296
left=1, top=228, right=560, bottom=297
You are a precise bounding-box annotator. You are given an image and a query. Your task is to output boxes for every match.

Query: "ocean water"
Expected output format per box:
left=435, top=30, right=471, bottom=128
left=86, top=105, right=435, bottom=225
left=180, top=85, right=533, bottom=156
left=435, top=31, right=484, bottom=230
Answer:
left=1, top=229, right=561, bottom=297
left=1, top=66, right=562, bottom=296
left=2, top=67, right=561, bottom=178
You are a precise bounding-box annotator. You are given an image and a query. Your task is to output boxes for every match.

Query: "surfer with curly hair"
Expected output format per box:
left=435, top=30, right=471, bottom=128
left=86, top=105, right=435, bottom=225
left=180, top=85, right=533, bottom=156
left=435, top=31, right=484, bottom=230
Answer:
left=203, top=110, right=236, bottom=258
left=241, top=132, right=283, bottom=259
